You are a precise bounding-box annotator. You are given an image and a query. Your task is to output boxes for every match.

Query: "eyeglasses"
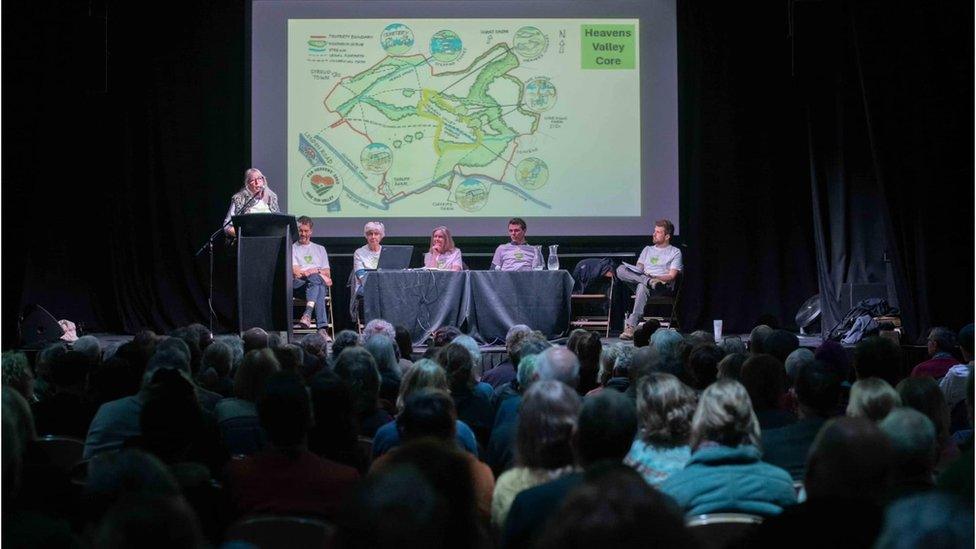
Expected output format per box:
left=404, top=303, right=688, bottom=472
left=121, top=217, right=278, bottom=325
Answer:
left=248, top=176, right=266, bottom=184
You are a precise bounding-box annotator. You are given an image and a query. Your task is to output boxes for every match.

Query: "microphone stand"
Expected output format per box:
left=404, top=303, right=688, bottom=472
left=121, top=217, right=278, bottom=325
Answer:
left=195, top=190, right=263, bottom=333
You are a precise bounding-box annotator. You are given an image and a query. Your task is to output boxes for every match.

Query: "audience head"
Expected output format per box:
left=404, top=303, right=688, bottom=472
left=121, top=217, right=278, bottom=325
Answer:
left=364, top=334, right=400, bottom=377
left=630, top=346, right=655, bottom=383
left=814, top=339, right=851, bottom=380
left=435, top=342, right=475, bottom=394
left=597, top=343, right=623, bottom=387
left=685, top=330, right=712, bottom=348
left=874, top=492, right=974, bottom=549
left=690, top=378, right=761, bottom=450
left=233, top=348, right=280, bottom=402
left=95, top=494, right=205, bottom=549
left=739, top=353, right=787, bottom=412
left=396, top=359, right=448, bottom=412
left=168, top=327, right=202, bottom=374
left=241, top=327, right=269, bottom=354
left=430, top=326, right=462, bottom=349
left=636, top=373, right=696, bottom=448
left=792, top=360, right=842, bottom=419
left=139, top=368, right=203, bottom=463
left=649, top=329, right=686, bottom=377
left=633, top=319, right=660, bottom=348
left=504, top=324, right=533, bottom=365
left=686, top=343, right=723, bottom=391
left=85, top=449, right=181, bottom=524
left=534, top=347, right=581, bottom=388
left=273, top=343, right=304, bottom=375
left=516, top=332, right=551, bottom=368
left=201, top=340, right=232, bottom=379
left=1, top=351, right=34, bottom=400
left=300, top=331, right=328, bottom=358
left=896, top=377, right=950, bottom=444
left=958, top=323, right=974, bottom=362
left=925, top=326, right=956, bottom=357
left=749, top=324, right=773, bottom=354
left=534, top=466, right=694, bottom=549
left=804, top=417, right=892, bottom=501
left=397, top=389, right=457, bottom=442
left=35, top=342, right=68, bottom=379
left=516, top=354, right=540, bottom=391
left=571, top=330, right=603, bottom=367
left=451, top=335, right=481, bottom=377
left=258, top=372, right=312, bottom=449
left=363, top=319, right=396, bottom=344
left=716, top=352, right=747, bottom=381
left=332, top=329, right=361, bottom=359
left=763, top=329, right=800, bottom=363
left=878, top=407, right=937, bottom=481
left=214, top=334, right=244, bottom=371
left=186, top=323, right=213, bottom=351
left=394, top=325, right=414, bottom=362
left=2, top=386, right=36, bottom=445
left=333, top=347, right=381, bottom=417
left=846, top=377, right=901, bottom=421
left=718, top=336, right=747, bottom=355
left=784, top=347, right=815, bottom=384
left=576, top=390, right=638, bottom=466
left=517, top=380, right=581, bottom=469
left=853, top=336, right=901, bottom=386
left=73, top=335, right=103, bottom=364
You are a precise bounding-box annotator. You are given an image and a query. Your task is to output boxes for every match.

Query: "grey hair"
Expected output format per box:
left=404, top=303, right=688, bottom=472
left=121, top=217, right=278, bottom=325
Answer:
left=451, top=335, right=482, bottom=378
left=690, top=378, right=761, bottom=451
left=73, top=335, right=103, bottom=363
left=718, top=337, right=747, bottom=355
left=363, top=319, right=395, bottom=343
left=784, top=348, right=815, bottom=384
left=534, top=347, right=581, bottom=388
left=363, top=221, right=386, bottom=237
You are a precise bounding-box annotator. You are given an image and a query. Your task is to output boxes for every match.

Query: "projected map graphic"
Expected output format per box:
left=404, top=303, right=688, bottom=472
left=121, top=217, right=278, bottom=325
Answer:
left=288, top=19, right=640, bottom=217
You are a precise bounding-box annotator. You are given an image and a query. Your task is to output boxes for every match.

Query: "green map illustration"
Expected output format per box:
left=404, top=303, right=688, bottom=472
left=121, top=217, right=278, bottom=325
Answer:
left=288, top=19, right=641, bottom=217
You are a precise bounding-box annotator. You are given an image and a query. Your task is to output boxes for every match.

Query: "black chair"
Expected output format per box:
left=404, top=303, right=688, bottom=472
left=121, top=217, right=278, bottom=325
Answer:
left=570, top=258, right=616, bottom=338
left=685, top=513, right=763, bottom=549
left=225, top=516, right=335, bottom=549
left=633, top=271, right=682, bottom=330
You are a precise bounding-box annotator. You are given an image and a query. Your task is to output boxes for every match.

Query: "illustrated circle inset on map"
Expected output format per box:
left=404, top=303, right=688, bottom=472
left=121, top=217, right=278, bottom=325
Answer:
left=524, top=77, right=557, bottom=113
left=360, top=143, right=393, bottom=174
left=430, top=30, right=463, bottom=63
left=381, top=23, right=414, bottom=55
left=512, top=26, right=549, bottom=59
left=455, top=178, right=489, bottom=212
left=516, top=157, right=549, bottom=190
left=300, top=165, right=343, bottom=206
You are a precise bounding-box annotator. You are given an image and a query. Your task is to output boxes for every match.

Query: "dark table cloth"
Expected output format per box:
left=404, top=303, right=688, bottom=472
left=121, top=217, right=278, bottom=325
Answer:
left=363, top=270, right=573, bottom=344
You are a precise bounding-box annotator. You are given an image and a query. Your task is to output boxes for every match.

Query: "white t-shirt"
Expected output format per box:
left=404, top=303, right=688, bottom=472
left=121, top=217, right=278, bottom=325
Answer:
left=293, top=242, right=330, bottom=271
left=491, top=243, right=541, bottom=272
left=637, top=245, right=683, bottom=277
left=353, top=245, right=382, bottom=272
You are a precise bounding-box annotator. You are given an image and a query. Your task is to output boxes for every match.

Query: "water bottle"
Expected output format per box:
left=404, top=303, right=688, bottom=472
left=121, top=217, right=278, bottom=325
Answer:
left=533, top=245, right=544, bottom=270
left=547, top=244, right=560, bottom=271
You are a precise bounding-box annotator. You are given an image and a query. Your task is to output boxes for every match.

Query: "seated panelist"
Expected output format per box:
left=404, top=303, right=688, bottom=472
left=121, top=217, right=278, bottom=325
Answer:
left=490, top=217, right=542, bottom=272
left=424, top=226, right=463, bottom=271
left=292, top=216, right=331, bottom=331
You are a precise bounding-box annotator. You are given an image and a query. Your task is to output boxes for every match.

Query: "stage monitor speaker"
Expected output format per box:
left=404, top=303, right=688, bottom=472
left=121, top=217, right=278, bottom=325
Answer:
left=19, top=305, right=64, bottom=349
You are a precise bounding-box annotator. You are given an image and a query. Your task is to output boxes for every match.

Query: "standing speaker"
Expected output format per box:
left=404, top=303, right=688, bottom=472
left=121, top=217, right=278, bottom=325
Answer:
left=19, top=304, right=64, bottom=349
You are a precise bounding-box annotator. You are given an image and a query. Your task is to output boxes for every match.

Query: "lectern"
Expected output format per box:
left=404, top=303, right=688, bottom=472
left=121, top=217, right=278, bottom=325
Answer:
left=232, top=213, right=298, bottom=337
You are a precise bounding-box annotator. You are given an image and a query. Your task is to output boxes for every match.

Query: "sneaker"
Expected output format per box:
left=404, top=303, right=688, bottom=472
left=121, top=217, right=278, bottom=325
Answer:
left=299, top=314, right=312, bottom=329
left=620, top=325, right=635, bottom=341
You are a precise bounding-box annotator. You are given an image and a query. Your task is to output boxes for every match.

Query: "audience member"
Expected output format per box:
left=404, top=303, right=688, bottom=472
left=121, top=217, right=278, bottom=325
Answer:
left=226, top=372, right=359, bottom=519
left=911, top=327, right=959, bottom=378
left=814, top=339, right=852, bottom=380
left=333, top=347, right=392, bottom=437
left=763, top=329, right=800, bottom=363
left=568, top=330, right=602, bottom=395
left=371, top=390, right=494, bottom=524
left=503, top=391, right=638, bottom=548
left=331, top=329, right=361, bottom=361
left=482, top=325, right=531, bottom=389
left=718, top=336, right=747, bottom=355
left=214, top=348, right=279, bottom=456
left=491, top=380, right=580, bottom=528
left=896, top=376, right=957, bottom=470
left=198, top=340, right=233, bottom=396
left=95, top=494, right=206, bottom=549
left=624, top=373, right=696, bottom=485
left=31, top=342, right=68, bottom=402
left=940, top=324, right=973, bottom=412
left=846, top=377, right=901, bottom=421
left=273, top=343, right=304, bottom=376
left=241, top=327, right=269, bottom=354
left=660, top=379, right=796, bottom=516
left=298, top=331, right=329, bottom=381
left=685, top=343, right=723, bottom=392
left=749, top=417, right=893, bottom=547
left=394, top=325, right=415, bottom=374
left=740, top=354, right=796, bottom=429
left=362, top=319, right=396, bottom=344
left=633, top=319, right=660, bottom=348
left=364, top=334, right=403, bottom=405
left=717, top=352, right=747, bottom=381
left=2, top=351, right=35, bottom=402
left=371, top=359, right=478, bottom=459
left=749, top=324, right=773, bottom=354
left=783, top=347, right=815, bottom=385
left=853, top=336, right=902, bottom=387
left=73, top=335, right=103, bottom=366
left=437, top=342, right=494, bottom=446
left=534, top=466, right=695, bottom=549
left=31, top=350, right=98, bottom=438
left=762, top=360, right=841, bottom=479
left=874, top=492, right=973, bottom=549
left=878, top=407, right=938, bottom=500
left=308, top=372, right=367, bottom=474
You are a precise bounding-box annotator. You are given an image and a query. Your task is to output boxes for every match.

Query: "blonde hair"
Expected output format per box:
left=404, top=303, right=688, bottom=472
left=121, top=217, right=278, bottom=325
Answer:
left=429, top=226, right=456, bottom=253
left=847, top=377, right=901, bottom=421
left=363, top=221, right=385, bottom=238
left=690, top=378, right=761, bottom=451
left=396, top=359, right=448, bottom=412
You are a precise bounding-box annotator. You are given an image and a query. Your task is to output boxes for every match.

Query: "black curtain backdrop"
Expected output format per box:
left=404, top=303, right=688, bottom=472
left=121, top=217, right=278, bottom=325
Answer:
left=797, top=0, right=974, bottom=340
left=2, top=1, right=970, bottom=346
